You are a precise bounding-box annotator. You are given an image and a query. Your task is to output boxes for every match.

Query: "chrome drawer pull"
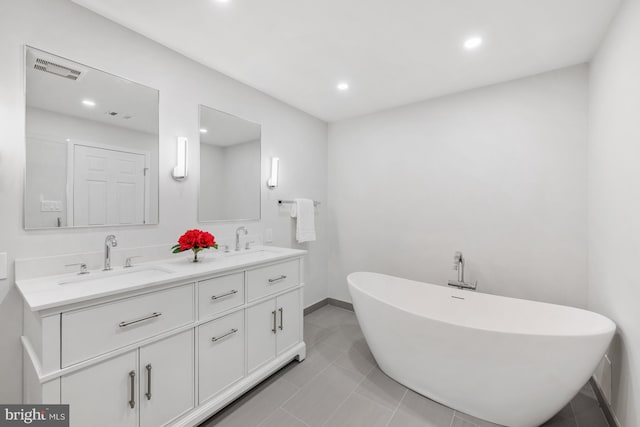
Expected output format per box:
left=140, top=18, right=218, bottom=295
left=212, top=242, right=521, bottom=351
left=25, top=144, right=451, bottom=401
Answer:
left=211, top=328, right=239, bottom=343
left=268, top=275, right=287, bottom=283
left=211, top=290, right=238, bottom=300
left=145, top=364, right=152, bottom=400
left=278, top=307, right=284, bottom=331
left=272, top=310, right=277, bottom=334
left=128, top=370, right=136, bottom=409
left=118, top=312, right=162, bottom=328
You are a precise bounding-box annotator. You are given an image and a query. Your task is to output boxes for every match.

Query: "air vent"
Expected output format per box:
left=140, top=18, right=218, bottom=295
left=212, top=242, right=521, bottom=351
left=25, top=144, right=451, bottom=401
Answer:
left=33, top=58, right=82, bottom=80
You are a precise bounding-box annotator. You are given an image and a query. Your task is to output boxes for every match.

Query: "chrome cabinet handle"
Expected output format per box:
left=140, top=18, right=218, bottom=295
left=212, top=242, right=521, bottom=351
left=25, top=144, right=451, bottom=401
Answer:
left=211, top=290, right=238, bottom=300
left=119, top=312, right=162, bottom=328
left=268, top=275, right=287, bottom=284
left=145, top=364, right=152, bottom=400
left=278, top=307, right=284, bottom=331
left=128, top=370, right=136, bottom=409
left=211, top=328, right=239, bottom=343
left=271, top=310, right=277, bottom=334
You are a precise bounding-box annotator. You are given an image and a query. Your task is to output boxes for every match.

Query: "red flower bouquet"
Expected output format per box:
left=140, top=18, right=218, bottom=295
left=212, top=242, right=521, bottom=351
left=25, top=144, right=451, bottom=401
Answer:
left=172, top=229, right=218, bottom=262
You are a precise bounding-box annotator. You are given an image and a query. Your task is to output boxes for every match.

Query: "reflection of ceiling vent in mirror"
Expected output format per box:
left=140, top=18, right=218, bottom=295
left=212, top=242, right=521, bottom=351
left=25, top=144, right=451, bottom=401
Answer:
left=33, top=58, right=83, bottom=80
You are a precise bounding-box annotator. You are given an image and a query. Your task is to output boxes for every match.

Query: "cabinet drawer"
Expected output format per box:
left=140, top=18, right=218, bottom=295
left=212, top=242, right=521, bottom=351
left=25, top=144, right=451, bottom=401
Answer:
left=198, top=272, right=244, bottom=319
left=198, top=311, right=245, bottom=404
left=62, top=284, right=194, bottom=367
left=246, top=260, right=299, bottom=301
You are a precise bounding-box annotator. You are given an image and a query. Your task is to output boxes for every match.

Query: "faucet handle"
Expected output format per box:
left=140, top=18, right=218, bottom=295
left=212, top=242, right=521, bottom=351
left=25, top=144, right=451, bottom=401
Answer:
left=220, top=245, right=230, bottom=253
left=245, top=241, right=256, bottom=250
left=65, top=263, right=89, bottom=275
left=124, top=256, right=142, bottom=268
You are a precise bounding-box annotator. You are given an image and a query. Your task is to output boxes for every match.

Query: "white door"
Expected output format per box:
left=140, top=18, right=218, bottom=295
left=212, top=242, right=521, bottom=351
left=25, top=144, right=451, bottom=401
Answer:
left=73, top=145, right=146, bottom=226
left=247, top=299, right=277, bottom=372
left=61, top=350, right=138, bottom=427
left=276, top=290, right=301, bottom=355
left=139, top=330, right=194, bottom=427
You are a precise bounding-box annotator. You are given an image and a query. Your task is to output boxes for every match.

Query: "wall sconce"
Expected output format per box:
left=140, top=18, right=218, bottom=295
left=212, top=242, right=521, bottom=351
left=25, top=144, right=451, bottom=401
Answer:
left=172, top=137, right=188, bottom=181
left=267, top=157, right=279, bottom=189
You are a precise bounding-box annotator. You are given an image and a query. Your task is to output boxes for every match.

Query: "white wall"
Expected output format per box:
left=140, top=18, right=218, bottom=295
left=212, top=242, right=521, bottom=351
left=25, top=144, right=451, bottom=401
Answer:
left=588, top=0, right=640, bottom=425
left=200, top=140, right=261, bottom=221
left=0, top=0, right=328, bottom=403
left=328, top=66, right=588, bottom=307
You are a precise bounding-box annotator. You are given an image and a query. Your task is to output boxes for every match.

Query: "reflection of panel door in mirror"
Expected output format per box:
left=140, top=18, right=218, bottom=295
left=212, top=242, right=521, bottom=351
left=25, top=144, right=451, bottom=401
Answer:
left=72, top=145, right=147, bottom=226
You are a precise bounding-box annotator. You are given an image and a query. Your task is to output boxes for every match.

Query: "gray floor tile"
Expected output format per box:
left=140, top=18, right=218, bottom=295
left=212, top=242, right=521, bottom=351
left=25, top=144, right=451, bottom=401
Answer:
left=388, top=390, right=453, bottom=427
left=540, top=404, right=577, bottom=427
left=324, top=393, right=393, bottom=427
left=278, top=342, right=343, bottom=388
left=333, top=346, right=376, bottom=377
left=571, top=389, right=600, bottom=415
left=455, top=410, right=503, bottom=427
left=452, top=416, right=482, bottom=427
left=283, top=364, right=363, bottom=427
left=258, top=408, right=308, bottom=427
left=303, top=321, right=333, bottom=345
left=204, top=377, right=298, bottom=427
left=542, top=416, right=578, bottom=427
left=305, top=306, right=355, bottom=329
left=355, top=367, right=407, bottom=410
left=574, top=406, right=609, bottom=427
left=318, top=323, right=365, bottom=351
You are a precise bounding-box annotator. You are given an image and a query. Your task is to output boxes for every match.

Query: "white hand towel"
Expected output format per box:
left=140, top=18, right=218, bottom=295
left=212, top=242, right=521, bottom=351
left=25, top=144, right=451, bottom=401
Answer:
left=290, top=198, right=316, bottom=243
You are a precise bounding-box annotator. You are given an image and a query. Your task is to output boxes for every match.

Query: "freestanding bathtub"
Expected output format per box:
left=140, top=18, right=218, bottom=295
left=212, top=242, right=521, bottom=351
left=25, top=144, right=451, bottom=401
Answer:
left=347, top=272, right=615, bottom=427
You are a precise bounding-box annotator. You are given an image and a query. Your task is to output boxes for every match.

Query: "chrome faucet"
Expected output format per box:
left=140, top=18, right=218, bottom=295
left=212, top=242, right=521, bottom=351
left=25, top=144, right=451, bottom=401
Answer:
left=103, top=235, right=118, bottom=271
left=447, top=251, right=477, bottom=290
left=235, top=226, right=248, bottom=251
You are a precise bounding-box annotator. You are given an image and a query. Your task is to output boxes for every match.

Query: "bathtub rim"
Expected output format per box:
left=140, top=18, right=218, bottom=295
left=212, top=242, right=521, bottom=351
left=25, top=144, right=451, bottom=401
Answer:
left=347, top=271, right=616, bottom=338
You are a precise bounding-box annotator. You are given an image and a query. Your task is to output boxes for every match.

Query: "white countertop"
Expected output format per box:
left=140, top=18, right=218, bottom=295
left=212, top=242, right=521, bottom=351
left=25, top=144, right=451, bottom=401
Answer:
left=16, top=246, right=306, bottom=312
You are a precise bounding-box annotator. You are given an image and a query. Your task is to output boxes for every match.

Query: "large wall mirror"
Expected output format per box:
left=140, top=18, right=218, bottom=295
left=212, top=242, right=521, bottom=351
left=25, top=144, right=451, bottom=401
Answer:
left=198, top=105, right=261, bottom=222
left=24, top=46, right=159, bottom=229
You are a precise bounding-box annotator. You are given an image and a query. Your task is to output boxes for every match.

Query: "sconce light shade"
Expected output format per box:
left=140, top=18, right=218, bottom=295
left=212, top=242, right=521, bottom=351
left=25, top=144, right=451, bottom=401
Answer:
left=172, top=137, right=188, bottom=181
left=267, top=157, right=279, bottom=188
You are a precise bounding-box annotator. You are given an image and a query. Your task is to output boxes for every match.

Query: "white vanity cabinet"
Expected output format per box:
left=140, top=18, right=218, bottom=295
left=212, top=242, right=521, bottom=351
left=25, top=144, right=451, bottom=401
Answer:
left=60, top=330, right=194, bottom=427
left=247, top=289, right=301, bottom=372
left=19, top=248, right=306, bottom=427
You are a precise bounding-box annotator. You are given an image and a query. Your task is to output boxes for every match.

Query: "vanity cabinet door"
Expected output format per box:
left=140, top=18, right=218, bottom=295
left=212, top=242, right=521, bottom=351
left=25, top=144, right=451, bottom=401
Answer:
left=139, top=330, right=194, bottom=427
left=276, top=290, right=301, bottom=355
left=247, top=299, right=277, bottom=372
left=198, top=311, right=245, bottom=404
left=61, top=350, right=138, bottom=427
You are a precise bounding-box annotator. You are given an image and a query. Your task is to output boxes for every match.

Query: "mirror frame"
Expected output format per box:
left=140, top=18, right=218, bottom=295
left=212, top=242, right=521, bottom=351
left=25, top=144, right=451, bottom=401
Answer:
left=197, top=104, right=262, bottom=223
left=23, top=45, right=160, bottom=230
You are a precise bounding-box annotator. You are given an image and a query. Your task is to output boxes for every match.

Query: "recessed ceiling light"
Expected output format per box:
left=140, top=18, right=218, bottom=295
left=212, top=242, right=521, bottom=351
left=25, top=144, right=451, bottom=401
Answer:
left=464, top=37, right=483, bottom=50
left=82, top=99, right=96, bottom=107
left=337, top=82, right=349, bottom=91
left=200, top=128, right=208, bottom=133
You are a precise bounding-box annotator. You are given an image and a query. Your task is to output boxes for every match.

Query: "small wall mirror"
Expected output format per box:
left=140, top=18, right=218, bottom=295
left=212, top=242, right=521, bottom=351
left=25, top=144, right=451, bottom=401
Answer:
left=24, top=46, right=159, bottom=229
left=198, top=105, right=261, bottom=222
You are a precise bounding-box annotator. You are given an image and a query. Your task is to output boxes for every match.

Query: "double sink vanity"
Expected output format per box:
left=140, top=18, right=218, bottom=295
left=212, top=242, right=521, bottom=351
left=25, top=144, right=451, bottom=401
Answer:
left=17, top=246, right=307, bottom=427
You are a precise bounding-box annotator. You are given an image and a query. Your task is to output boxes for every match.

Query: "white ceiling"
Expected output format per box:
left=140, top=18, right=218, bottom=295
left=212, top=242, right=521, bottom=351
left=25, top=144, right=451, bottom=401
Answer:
left=200, top=105, right=261, bottom=147
left=26, top=47, right=159, bottom=134
left=71, top=0, right=620, bottom=122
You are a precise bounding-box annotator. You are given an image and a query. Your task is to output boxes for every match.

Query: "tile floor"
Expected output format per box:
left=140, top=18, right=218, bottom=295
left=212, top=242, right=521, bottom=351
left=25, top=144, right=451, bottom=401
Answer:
left=201, top=304, right=611, bottom=427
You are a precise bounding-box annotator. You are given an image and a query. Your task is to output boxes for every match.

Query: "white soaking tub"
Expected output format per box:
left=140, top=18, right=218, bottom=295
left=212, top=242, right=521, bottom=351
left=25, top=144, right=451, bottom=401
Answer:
left=347, top=272, right=615, bottom=427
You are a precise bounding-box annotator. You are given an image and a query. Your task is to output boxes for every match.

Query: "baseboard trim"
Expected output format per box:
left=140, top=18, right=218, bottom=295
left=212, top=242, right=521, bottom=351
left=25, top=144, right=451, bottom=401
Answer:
left=327, top=298, right=353, bottom=312
left=303, top=298, right=328, bottom=315
left=590, top=377, right=619, bottom=427
left=304, top=298, right=354, bottom=315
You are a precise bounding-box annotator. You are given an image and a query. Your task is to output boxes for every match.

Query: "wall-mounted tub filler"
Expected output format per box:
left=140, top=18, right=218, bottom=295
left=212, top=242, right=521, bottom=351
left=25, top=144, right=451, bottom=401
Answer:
left=447, top=251, right=477, bottom=290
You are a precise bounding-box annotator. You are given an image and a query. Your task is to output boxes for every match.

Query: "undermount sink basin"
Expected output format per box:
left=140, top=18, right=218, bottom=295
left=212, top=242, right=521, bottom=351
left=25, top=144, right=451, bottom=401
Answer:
left=57, top=265, right=174, bottom=286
